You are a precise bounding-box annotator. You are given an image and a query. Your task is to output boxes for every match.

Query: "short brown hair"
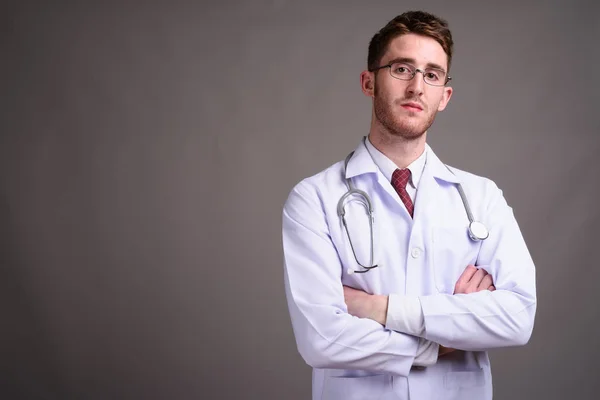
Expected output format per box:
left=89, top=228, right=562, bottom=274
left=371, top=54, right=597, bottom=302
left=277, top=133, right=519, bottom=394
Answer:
left=367, top=11, right=454, bottom=72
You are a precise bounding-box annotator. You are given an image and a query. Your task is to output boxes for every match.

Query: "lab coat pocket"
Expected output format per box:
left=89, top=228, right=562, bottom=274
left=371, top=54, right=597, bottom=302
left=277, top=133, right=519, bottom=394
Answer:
left=444, top=369, right=486, bottom=389
left=322, top=374, right=389, bottom=400
left=432, top=226, right=481, bottom=294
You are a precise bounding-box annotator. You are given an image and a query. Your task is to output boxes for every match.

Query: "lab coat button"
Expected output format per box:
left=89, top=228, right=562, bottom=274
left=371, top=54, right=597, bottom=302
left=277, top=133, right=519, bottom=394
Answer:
left=411, top=247, right=422, bottom=258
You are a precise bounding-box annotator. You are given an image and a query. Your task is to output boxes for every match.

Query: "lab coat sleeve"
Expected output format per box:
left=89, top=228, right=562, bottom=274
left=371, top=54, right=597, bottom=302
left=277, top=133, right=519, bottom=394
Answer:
left=282, top=181, right=420, bottom=376
left=419, top=180, right=537, bottom=351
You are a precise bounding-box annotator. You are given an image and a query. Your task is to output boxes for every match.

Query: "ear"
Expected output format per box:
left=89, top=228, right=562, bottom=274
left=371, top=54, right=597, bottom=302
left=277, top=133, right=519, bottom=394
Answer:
left=360, top=70, right=375, bottom=97
left=437, top=85, right=453, bottom=111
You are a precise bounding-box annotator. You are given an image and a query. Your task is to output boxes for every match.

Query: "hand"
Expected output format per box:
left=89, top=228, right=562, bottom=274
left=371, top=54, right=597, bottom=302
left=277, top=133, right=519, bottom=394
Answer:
left=343, top=286, right=388, bottom=325
left=454, top=265, right=496, bottom=294
left=440, top=265, right=496, bottom=356
left=439, top=345, right=456, bottom=357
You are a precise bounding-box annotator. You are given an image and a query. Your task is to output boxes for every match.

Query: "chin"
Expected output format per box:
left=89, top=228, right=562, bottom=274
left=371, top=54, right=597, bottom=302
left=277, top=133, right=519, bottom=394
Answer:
left=390, top=120, right=428, bottom=139
left=374, top=106, right=434, bottom=140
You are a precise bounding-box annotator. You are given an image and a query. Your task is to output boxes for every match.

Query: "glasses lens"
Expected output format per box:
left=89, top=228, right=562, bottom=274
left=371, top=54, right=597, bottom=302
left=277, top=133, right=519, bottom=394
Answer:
left=423, top=69, right=446, bottom=86
left=389, top=63, right=415, bottom=80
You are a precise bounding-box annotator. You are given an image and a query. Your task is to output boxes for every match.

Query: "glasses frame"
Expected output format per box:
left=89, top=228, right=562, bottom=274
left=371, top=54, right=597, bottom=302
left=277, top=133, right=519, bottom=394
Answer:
left=369, top=62, right=452, bottom=86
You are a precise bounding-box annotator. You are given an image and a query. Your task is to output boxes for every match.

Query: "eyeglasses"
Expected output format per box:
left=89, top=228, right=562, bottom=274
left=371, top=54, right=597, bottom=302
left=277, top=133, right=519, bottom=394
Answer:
left=369, top=62, right=451, bottom=86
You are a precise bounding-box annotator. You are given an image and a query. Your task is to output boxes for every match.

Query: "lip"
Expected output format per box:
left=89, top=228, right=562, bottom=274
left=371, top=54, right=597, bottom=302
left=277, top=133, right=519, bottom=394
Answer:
left=401, top=102, right=423, bottom=111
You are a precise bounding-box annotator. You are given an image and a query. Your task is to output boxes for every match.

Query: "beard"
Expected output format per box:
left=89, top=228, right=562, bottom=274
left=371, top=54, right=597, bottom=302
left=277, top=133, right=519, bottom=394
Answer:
left=373, top=87, right=438, bottom=140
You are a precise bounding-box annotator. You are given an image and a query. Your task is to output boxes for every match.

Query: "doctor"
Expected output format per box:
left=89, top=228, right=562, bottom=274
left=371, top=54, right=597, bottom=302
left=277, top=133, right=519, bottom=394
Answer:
left=282, top=10, right=536, bottom=400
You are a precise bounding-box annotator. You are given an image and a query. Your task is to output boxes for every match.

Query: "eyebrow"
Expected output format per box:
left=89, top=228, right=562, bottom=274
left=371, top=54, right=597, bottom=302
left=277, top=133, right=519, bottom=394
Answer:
left=385, top=57, right=447, bottom=72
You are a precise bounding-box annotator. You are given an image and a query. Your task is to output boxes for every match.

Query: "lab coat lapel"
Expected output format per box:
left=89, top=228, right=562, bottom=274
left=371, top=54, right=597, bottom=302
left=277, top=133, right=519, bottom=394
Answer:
left=345, top=139, right=412, bottom=209
left=344, top=139, right=378, bottom=179
left=414, top=145, right=460, bottom=221
left=345, top=140, right=462, bottom=217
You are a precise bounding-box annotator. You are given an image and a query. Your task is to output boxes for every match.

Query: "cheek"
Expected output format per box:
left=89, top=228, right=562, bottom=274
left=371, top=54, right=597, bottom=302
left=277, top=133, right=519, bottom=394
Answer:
left=436, top=91, right=451, bottom=111
left=429, top=95, right=444, bottom=112
left=436, top=99, right=446, bottom=111
left=375, top=90, right=394, bottom=108
left=375, top=80, right=405, bottom=102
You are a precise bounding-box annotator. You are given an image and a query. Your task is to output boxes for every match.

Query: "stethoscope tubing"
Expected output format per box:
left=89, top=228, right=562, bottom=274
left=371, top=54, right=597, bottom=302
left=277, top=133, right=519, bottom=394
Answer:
left=338, top=139, right=489, bottom=274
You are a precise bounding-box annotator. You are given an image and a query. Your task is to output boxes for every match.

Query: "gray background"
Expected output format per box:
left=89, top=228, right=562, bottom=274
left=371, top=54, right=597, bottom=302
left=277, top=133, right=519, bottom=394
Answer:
left=2, top=1, right=599, bottom=399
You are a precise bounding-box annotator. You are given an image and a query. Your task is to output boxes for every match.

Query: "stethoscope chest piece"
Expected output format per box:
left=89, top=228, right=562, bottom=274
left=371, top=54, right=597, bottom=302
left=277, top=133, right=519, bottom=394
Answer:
left=468, top=221, right=489, bottom=241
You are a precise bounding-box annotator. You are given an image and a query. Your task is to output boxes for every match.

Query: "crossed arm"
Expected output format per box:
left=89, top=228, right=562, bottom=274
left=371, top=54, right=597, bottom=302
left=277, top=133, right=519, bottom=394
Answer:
left=343, top=265, right=496, bottom=356
left=283, top=181, right=536, bottom=376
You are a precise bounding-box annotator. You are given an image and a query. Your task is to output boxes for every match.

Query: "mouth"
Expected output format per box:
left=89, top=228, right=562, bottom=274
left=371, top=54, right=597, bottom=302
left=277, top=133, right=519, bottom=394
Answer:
left=401, top=102, right=423, bottom=112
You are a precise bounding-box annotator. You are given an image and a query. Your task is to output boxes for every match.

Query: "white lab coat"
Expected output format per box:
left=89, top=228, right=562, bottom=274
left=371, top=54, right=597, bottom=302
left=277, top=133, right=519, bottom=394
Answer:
left=282, top=140, right=536, bottom=400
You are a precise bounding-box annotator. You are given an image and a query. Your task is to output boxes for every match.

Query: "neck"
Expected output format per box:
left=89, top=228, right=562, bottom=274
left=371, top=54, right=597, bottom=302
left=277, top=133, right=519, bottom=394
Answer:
left=368, top=129, right=427, bottom=169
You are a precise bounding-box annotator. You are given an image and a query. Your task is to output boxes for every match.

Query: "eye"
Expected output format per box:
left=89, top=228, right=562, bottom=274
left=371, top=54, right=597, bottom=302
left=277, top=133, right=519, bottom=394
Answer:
left=425, top=71, right=440, bottom=81
left=392, top=63, right=413, bottom=74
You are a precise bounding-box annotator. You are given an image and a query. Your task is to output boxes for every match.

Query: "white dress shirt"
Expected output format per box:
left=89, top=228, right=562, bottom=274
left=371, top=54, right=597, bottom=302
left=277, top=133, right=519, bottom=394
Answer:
left=364, top=136, right=439, bottom=366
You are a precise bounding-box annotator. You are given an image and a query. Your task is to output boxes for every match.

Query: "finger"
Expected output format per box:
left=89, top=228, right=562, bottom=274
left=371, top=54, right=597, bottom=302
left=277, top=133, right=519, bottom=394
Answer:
left=477, top=274, right=494, bottom=292
left=456, top=265, right=478, bottom=286
left=488, top=285, right=496, bottom=291
left=454, top=265, right=480, bottom=294
left=461, top=269, right=487, bottom=294
left=469, top=268, right=488, bottom=286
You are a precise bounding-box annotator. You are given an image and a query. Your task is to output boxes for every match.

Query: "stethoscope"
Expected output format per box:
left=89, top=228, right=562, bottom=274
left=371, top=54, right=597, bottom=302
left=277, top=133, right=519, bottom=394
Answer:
left=337, top=140, right=489, bottom=275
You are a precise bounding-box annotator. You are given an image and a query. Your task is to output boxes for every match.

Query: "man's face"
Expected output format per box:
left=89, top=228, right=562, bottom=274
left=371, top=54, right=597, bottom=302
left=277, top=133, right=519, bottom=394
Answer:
left=369, top=33, right=453, bottom=140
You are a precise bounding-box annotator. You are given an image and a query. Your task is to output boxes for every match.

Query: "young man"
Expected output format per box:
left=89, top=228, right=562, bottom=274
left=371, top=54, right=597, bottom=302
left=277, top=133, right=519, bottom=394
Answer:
left=282, top=11, right=536, bottom=400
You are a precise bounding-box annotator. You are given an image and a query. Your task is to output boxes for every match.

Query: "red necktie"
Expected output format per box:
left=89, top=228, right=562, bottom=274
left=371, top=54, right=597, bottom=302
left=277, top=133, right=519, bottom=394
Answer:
left=391, top=168, right=414, bottom=218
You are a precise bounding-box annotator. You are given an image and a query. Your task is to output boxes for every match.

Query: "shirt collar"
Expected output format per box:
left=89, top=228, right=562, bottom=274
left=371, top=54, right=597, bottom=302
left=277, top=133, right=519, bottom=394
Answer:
left=344, top=137, right=460, bottom=185
left=364, top=136, right=427, bottom=189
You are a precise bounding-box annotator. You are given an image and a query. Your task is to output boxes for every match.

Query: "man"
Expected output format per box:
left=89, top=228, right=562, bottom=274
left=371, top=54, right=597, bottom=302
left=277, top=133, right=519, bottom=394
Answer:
left=282, top=10, right=536, bottom=400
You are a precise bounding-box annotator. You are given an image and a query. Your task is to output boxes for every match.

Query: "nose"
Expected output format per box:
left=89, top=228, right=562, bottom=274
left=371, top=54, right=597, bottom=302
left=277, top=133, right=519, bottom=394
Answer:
left=405, top=70, right=425, bottom=97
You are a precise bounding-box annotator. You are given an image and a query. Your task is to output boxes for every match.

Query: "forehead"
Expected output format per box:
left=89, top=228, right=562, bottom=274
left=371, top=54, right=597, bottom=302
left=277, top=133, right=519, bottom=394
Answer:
left=382, top=33, right=448, bottom=69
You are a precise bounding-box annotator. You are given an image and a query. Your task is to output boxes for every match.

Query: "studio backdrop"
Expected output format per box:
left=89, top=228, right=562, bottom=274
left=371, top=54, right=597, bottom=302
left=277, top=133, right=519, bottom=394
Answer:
left=2, top=1, right=599, bottom=399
